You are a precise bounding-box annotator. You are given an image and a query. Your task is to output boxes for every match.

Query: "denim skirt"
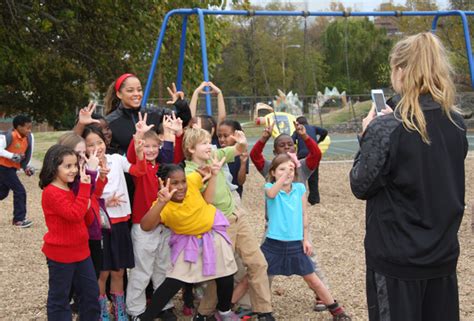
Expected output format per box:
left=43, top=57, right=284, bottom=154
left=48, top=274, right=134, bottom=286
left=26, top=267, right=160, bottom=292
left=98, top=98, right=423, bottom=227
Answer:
left=261, top=238, right=314, bottom=276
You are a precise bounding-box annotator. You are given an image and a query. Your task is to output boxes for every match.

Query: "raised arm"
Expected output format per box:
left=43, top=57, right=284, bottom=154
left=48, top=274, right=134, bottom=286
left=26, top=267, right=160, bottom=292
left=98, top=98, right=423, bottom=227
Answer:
left=73, top=102, right=101, bottom=136
left=250, top=122, right=273, bottom=172
left=189, top=82, right=207, bottom=118
left=208, top=82, right=226, bottom=124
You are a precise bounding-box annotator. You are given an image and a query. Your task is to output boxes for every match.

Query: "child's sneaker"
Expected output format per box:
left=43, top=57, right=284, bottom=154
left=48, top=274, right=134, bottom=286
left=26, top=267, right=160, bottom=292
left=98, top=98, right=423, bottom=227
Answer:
left=193, top=313, right=216, bottom=321
left=257, top=312, right=276, bottom=321
left=327, top=301, right=351, bottom=321
left=13, top=219, right=33, bottom=228
left=214, top=310, right=240, bottom=321
left=235, top=306, right=254, bottom=319
left=313, top=298, right=328, bottom=312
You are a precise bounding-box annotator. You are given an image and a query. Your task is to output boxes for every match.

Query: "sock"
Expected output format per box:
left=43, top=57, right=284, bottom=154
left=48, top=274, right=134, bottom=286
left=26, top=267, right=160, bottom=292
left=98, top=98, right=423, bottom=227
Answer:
left=218, top=309, right=232, bottom=315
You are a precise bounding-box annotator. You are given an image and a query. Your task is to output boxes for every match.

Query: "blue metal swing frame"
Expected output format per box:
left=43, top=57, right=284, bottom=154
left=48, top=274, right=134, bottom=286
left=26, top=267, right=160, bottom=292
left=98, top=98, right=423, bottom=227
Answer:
left=142, top=8, right=474, bottom=115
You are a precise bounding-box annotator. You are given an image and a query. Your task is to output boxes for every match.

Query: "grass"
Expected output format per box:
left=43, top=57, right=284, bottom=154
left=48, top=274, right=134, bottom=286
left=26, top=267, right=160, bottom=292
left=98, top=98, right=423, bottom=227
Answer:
left=321, top=100, right=372, bottom=126
left=33, top=131, right=68, bottom=162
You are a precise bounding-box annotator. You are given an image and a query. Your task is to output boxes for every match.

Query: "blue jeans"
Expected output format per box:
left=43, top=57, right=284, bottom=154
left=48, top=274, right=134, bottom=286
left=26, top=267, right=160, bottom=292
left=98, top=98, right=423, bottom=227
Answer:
left=47, top=257, right=100, bottom=321
left=0, top=165, right=26, bottom=222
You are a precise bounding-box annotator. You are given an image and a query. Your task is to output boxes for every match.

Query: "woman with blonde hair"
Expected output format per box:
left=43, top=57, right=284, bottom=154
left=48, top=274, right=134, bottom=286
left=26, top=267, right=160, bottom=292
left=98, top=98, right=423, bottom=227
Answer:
left=350, top=32, right=468, bottom=321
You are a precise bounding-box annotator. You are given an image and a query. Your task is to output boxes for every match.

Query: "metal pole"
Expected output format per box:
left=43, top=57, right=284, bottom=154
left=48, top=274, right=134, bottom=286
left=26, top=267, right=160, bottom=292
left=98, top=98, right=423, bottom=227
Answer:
left=197, top=8, right=212, bottom=116
left=176, top=15, right=188, bottom=91
left=142, top=9, right=194, bottom=108
left=432, top=11, right=474, bottom=88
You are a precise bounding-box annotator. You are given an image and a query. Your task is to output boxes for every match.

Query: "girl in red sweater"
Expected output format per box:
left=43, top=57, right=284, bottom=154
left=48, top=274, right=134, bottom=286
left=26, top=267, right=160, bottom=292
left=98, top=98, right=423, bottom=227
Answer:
left=39, top=144, right=100, bottom=321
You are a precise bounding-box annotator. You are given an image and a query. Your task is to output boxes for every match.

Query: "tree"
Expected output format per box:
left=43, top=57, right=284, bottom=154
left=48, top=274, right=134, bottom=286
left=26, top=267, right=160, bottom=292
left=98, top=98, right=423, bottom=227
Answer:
left=321, top=18, right=393, bottom=94
left=0, top=1, right=230, bottom=127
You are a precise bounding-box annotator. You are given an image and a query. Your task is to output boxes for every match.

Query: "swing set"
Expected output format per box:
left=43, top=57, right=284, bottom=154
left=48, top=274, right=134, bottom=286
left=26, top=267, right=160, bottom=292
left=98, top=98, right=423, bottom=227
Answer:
left=142, top=8, right=474, bottom=116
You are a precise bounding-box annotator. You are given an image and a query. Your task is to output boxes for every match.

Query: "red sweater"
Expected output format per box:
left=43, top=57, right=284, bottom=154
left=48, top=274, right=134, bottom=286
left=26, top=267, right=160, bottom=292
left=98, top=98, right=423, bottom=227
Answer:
left=42, top=183, right=93, bottom=263
left=126, top=135, right=183, bottom=224
left=250, top=136, right=321, bottom=172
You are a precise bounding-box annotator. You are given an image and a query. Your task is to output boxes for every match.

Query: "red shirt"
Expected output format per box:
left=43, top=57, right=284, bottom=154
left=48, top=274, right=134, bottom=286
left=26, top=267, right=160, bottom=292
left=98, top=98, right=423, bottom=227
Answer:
left=126, top=135, right=183, bottom=224
left=41, top=183, right=94, bottom=263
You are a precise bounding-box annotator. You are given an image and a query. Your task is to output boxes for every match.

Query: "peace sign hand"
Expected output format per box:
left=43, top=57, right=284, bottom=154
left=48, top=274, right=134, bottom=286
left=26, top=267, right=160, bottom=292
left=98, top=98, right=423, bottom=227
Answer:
left=210, top=154, right=226, bottom=176
left=166, top=83, right=185, bottom=105
left=157, top=178, right=177, bottom=203
left=197, top=165, right=212, bottom=184
left=230, top=130, right=248, bottom=152
left=167, top=112, right=183, bottom=136
left=84, top=149, right=100, bottom=171
left=78, top=102, right=100, bottom=126
left=79, top=164, right=91, bottom=184
left=135, top=112, right=155, bottom=138
left=106, top=192, right=126, bottom=207
left=99, top=159, right=110, bottom=180
left=262, top=121, right=274, bottom=140
left=294, top=121, right=307, bottom=137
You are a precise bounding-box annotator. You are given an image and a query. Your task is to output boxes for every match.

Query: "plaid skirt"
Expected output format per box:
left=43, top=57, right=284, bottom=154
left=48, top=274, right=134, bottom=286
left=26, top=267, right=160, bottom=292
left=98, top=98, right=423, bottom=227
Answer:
left=261, top=238, right=314, bottom=276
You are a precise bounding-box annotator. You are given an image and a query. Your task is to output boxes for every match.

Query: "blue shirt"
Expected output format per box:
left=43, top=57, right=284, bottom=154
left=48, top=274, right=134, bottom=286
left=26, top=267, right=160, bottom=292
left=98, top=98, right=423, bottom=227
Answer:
left=265, top=182, right=306, bottom=241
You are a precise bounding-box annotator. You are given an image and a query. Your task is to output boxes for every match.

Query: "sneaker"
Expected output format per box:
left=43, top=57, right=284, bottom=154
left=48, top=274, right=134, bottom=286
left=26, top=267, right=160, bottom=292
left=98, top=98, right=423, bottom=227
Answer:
left=157, top=308, right=177, bottom=321
left=235, top=306, right=254, bottom=318
left=13, top=219, right=33, bottom=228
left=333, top=312, right=352, bottom=321
left=313, top=299, right=328, bottom=312
left=257, top=313, right=276, bottom=321
left=193, top=313, right=217, bottom=321
left=214, top=311, right=239, bottom=321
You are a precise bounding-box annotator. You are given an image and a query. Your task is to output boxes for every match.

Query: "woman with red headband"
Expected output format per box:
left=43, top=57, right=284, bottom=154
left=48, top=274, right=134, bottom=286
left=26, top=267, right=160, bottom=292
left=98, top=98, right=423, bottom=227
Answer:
left=104, top=74, right=191, bottom=155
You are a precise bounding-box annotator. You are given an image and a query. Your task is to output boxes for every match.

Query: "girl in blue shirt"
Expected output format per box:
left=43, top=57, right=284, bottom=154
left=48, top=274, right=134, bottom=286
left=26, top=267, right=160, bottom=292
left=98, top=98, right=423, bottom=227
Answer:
left=262, top=154, right=351, bottom=321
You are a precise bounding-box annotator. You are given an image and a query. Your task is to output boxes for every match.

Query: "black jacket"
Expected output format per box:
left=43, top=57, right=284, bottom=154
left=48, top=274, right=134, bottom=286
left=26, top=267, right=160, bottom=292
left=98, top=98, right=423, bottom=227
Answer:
left=105, top=99, right=191, bottom=155
left=350, top=94, right=468, bottom=279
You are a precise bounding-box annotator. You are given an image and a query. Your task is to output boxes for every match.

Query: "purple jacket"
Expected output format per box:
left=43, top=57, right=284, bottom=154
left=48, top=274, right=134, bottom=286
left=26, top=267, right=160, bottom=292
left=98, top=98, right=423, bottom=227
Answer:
left=71, top=169, right=104, bottom=240
left=169, top=210, right=231, bottom=276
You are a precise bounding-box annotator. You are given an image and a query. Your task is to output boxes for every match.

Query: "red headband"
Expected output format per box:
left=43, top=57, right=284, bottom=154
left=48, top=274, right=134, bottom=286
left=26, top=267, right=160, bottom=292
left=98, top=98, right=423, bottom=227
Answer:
left=114, top=73, right=135, bottom=92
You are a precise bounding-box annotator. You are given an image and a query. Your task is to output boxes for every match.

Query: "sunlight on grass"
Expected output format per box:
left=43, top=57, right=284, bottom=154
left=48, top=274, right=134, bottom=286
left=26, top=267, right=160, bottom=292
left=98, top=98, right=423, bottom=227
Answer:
left=33, top=131, right=68, bottom=162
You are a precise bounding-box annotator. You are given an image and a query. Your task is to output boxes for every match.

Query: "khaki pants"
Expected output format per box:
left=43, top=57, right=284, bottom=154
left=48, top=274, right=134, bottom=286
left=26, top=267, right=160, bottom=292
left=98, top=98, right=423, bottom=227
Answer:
left=197, top=213, right=273, bottom=314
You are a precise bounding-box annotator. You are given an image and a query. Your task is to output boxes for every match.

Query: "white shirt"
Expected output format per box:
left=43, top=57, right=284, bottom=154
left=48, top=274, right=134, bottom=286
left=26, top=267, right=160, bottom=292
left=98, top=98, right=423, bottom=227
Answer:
left=102, top=153, right=132, bottom=218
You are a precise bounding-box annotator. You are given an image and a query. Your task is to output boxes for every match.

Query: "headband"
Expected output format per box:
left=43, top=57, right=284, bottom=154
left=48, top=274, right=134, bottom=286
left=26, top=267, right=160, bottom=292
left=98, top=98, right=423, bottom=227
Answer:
left=114, top=73, right=135, bottom=92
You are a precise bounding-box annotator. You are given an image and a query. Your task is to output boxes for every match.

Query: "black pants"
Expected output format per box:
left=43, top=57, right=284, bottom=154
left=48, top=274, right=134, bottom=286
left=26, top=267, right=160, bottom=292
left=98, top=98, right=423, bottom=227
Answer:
left=47, top=257, right=100, bottom=321
left=141, top=276, right=234, bottom=321
left=0, top=165, right=27, bottom=222
left=366, top=268, right=459, bottom=321
left=307, top=167, right=320, bottom=205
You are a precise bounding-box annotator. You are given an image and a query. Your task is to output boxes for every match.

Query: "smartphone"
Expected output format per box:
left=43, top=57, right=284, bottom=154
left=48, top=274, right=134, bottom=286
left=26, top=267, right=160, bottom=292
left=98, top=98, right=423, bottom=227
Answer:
left=371, top=89, right=387, bottom=116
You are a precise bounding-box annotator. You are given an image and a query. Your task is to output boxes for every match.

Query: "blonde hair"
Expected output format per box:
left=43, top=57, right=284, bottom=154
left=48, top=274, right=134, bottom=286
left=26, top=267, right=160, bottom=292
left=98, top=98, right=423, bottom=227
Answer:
left=142, top=129, right=160, bottom=143
left=183, top=128, right=211, bottom=160
left=57, top=132, right=84, bottom=149
left=390, top=32, right=459, bottom=144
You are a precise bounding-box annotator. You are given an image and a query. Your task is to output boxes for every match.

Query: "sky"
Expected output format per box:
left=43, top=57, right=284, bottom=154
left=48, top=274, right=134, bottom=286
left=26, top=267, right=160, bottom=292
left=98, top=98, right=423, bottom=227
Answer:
left=251, top=0, right=451, bottom=11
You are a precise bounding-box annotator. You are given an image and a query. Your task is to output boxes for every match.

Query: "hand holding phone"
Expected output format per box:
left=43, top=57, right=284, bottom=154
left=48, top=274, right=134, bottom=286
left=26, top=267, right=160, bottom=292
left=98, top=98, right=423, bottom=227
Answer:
left=371, top=89, right=387, bottom=116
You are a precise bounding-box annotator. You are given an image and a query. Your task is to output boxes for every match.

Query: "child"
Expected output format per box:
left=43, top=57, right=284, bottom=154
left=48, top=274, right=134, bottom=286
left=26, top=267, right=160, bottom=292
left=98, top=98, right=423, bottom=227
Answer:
left=250, top=122, right=330, bottom=311
left=138, top=162, right=238, bottom=321
left=58, top=132, right=108, bottom=312
left=190, top=81, right=226, bottom=146
left=0, top=115, right=34, bottom=227
left=39, top=144, right=100, bottom=320
left=217, top=120, right=249, bottom=198
left=82, top=125, right=146, bottom=321
left=262, top=154, right=351, bottom=321
left=125, top=113, right=181, bottom=320
left=183, top=128, right=275, bottom=321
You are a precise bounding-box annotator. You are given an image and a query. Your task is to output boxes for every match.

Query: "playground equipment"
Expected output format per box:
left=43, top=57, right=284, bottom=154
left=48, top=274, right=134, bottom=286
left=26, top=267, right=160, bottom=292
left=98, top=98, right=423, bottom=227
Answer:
left=142, top=8, right=474, bottom=117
